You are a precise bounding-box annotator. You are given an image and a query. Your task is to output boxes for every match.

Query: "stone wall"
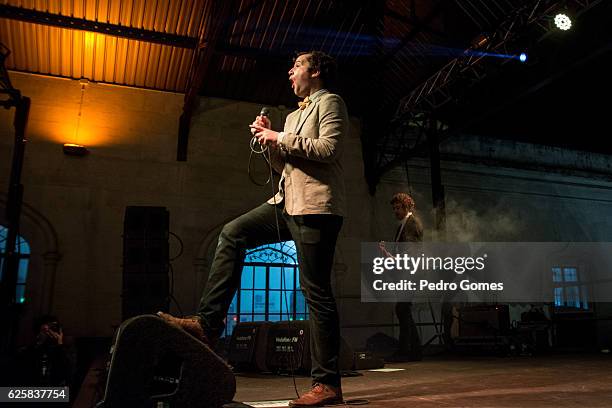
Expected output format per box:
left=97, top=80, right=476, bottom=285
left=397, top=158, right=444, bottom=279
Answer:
left=2, top=71, right=611, bottom=350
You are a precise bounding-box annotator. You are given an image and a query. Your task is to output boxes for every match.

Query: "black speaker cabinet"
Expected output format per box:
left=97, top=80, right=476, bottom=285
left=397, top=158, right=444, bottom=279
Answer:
left=266, top=320, right=310, bottom=374
left=459, top=304, right=510, bottom=337
left=228, top=322, right=271, bottom=372
left=122, top=274, right=169, bottom=318
left=263, top=320, right=356, bottom=374
left=122, top=206, right=170, bottom=320
left=123, top=238, right=169, bottom=275
left=97, top=315, right=235, bottom=408
left=352, top=351, right=385, bottom=370
left=124, top=206, right=169, bottom=240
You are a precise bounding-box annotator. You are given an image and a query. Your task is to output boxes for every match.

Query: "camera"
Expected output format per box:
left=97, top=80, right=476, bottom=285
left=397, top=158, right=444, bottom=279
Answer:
left=47, top=322, right=61, bottom=332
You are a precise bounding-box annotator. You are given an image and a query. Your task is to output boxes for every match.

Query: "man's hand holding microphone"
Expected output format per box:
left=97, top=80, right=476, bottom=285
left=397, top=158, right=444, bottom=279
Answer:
left=249, top=107, right=281, bottom=148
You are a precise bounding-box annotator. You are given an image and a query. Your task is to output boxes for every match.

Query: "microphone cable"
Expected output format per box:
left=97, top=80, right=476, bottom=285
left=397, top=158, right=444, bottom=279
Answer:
left=266, top=150, right=302, bottom=400
left=248, top=108, right=272, bottom=186
left=248, top=108, right=301, bottom=399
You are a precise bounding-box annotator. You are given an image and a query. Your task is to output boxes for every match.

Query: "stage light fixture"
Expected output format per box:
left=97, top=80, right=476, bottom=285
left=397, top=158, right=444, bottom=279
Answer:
left=519, top=53, right=528, bottom=63
left=64, top=80, right=90, bottom=156
left=554, top=13, right=572, bottom=31
left=63, top=143, right=89, bottom=156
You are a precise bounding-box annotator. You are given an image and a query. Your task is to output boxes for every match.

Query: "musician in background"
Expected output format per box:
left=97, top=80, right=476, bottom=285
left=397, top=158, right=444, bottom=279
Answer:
left=379, top=193, right=424, bottom=361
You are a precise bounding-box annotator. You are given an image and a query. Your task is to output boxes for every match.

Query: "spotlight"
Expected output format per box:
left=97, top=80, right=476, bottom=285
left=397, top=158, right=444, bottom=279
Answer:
left=554, top=13, right=572, bottom=31
left=519, top=53, right=527, bottom=63
left=63, top=143, right=89, bottom=156
left=471, top=34, right=489, bottom=49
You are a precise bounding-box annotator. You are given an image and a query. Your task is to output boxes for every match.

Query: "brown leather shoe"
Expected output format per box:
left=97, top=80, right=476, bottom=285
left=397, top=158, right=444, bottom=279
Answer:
left=289, top=383, right=343, bottom=407
left=156, top=312, right=214, bottom=346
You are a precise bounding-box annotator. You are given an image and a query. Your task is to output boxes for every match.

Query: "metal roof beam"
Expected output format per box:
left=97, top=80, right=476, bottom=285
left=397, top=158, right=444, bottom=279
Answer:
left=371, top=0, right=604, bottom=191
left=395, top=0, right=603, bottom=118
left=384, top=6, right=447, bottom=38
left=177, top=0, right=234, bottom=161
left=379, top=0, right=447, bottom=65
left=0, top=4, right=197, bottom=49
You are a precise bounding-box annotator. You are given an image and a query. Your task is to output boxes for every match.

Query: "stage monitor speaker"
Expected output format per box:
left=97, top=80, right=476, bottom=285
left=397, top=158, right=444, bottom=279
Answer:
left=352, top=351, right=385, bottom=370
left=228, top=322, right=270, bottom=372
left=264, top=320, right=356, bottom=373
left=266, top=320, right=310, bottom=374
left=459, top=304, right=510, bottom=337
left=97, top=315, right=235, bottom=408
left=365, top=332, right=399, bottom=358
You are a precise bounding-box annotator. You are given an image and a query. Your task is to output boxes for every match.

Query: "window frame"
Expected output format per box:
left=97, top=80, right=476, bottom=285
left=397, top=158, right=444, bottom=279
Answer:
left=552, top=265, right=591, bottom=313
left=0, top=225, right=30, bottom=304
left=224, top=241, right=308, bottom=338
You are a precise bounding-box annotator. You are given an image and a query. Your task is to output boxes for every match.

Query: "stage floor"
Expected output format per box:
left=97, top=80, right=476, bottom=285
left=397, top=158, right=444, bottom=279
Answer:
left=233, top=354, right=612, bottom=407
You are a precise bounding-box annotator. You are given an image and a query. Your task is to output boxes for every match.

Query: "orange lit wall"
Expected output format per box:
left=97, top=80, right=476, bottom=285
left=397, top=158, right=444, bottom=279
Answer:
left=1, top=71, right=183, bottom=149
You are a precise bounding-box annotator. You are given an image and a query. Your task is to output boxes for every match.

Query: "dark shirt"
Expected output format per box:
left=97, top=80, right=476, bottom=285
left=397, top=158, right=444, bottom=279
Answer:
left=14, top=343, right=72, bottom=386
left=395, top=214, right=423, bottom=243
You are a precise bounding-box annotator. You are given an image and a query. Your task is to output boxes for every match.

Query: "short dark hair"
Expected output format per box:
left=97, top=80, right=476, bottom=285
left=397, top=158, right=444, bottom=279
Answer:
left=296, top=51, right=337, bottom=88
left=33, top=314, right=60, bottom=333
left=391, top=193, right=416, bottom=212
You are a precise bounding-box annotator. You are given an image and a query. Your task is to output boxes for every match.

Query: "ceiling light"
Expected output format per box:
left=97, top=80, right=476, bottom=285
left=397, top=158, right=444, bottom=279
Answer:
left=554, top=13, right=572, bottom=31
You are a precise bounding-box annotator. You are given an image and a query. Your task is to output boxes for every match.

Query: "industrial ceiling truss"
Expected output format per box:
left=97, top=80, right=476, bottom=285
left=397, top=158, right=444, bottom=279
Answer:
left=368, top=0, right=604, bottom=192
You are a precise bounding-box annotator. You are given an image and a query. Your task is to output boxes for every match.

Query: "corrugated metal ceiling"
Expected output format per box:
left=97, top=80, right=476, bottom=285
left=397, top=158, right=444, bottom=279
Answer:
left=0, top=0, right=206, bottom=91
left=0, top=0, right=528, bottom=111
left=4, top=0, right=609, bottom=183
left=200, top=0, right=375, bottom=108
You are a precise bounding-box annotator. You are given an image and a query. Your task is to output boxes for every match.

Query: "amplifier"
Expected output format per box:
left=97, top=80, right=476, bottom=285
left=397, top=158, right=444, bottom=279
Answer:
left=228, top=322, right=270, bottom=372
left=266, top=321, right=310, bottom=374
left=459, top=304, right=510, bottom=337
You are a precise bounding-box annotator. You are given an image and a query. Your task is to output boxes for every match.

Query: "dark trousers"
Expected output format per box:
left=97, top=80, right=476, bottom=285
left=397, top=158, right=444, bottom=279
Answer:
left=197, top=202, right=343, bottom=386
left=395, top=302, right=422, bottom=359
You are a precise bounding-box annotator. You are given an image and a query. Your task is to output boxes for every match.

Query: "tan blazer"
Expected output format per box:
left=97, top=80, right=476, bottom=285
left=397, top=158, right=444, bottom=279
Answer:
left=267, top=91, right=347, bottom=216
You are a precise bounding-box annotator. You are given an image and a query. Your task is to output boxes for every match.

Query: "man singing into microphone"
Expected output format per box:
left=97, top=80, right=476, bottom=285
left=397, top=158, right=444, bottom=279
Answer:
left=159, top=51, right=347, bottom=407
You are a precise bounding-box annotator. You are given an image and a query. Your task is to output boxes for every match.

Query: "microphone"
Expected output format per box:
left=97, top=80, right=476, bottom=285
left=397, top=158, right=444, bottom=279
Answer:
left=252, top=107, right=270, bottom=136
left=251, top=106, right=270, bottom=153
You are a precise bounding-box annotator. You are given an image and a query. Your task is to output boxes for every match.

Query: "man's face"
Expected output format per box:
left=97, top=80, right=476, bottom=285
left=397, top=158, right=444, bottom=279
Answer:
left=38, top=321, right=60, bottom=344
left=40, top=322, right=58, bottom=335
left=288, top=54, right=318, bottom=98
left=392, top=202, right=408, bottom=220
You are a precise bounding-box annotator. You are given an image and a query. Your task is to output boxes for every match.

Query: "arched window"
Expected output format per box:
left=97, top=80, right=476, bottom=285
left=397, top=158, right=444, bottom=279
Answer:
left=224, top=241, right=308, bottom=337
left=0, top=225, right=30, bottom=304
